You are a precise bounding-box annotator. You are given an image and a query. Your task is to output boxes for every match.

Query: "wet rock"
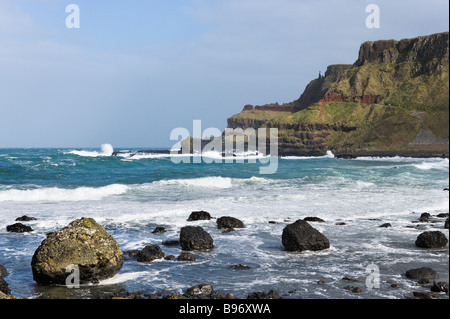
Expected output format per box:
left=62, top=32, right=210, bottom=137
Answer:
left=247, top=290, right=280, bottom=299
left=137, top=245, right=165, bottom=262
left=303, top=217, right=325, bottom=223
left=436, top=213, right=449, bottom=218
left=15, top=215, right=37, bottom=221
left=187, top=211, right=211, bottom=221
left=415, top=231, right=448, bottom=248
left=164, top=255, right=175, bottom=261
left=317, top=280, right=326, bottom=285
left=405, top=267, right=439, bottom=280
left=342, top=277, right=360, bottom=282
left=419, top=213, right=431, bottom=223
left=344, top=286, right=363, bottom=293
left=31, top=217, right=123, bottom=285
left=231, top=264, right=251, bottom=270
left=430, top=281, right=449, bottom=293
left=179, top=226, right=214, bottom=251
left=335, top=222, right=346, bottom=225
left=379, top=223, right=392, bottom=228
left=268, top=221, right=278, bottom=224
left=151, top=227, right=167, bottom=234
left=162, top=240, right=180, bottom=246
left=0, top=277, right=11, bottom=295
left=0, top=265, right=7, bottom=277
left=177, top=253, right=196, bottom=262
left=126, top=250, right=141, bottom=258
left=445, top=218, right=449, bottom=229
left=282, top=219, right=330, bottom=252
left=185, top=284, right=214, bottom=297
left=413, top=291, right=437, bottom=299
left=217, top=216, right=245, bottom=229
left=6, top=223, right=33, bottom=233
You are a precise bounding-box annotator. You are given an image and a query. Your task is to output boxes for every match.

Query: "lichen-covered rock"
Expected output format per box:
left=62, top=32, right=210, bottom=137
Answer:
left=31, top=217, right=123, bottom=285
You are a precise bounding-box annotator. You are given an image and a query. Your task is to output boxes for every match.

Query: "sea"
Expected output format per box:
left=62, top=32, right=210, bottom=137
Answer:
left=0, top=144, right=448, bottom=299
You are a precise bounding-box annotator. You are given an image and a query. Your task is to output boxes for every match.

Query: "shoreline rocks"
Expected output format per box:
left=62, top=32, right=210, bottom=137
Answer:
left=180, top=226, right=214, bottom=251
left=217, top=216, right=245, bottom=230
left=6, top=223, right=33, bottom=233
left=282, top=219, right=330, bottom=252
left=187, top=211, right=212, bottom=221
left=31, top=217, right=124, bottom=285
left=136, top=245, right=165, bottom=262
left=415, top=231, right=448, bottom=248
left=405, top=267, right=439, bottom=280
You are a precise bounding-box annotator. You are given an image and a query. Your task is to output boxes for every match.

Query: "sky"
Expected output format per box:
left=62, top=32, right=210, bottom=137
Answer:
left=0, top=0, right=448, bottom=148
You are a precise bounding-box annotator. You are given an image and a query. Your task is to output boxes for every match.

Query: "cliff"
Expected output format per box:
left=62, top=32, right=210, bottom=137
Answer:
left=227, top=32, right=449, bottom=157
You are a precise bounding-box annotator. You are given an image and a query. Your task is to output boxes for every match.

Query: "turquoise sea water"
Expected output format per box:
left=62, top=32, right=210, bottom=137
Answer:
left=0, top=146, right=448, bottom=299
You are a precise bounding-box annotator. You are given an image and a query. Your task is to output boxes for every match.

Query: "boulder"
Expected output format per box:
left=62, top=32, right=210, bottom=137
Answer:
left=217, top=216, right=244, bottom=229
left=0, top=264, right=7, bottom=277
left=303, top=217, right=325, bottom=223
left=282, top=219, right=330, bottom=252
left=431, top=282, right=449, bottom=293
left=379, top=223, right=392, bottom=228
left=187, top=211, right=211, bottom=221
left=405, top=267, right=439, bottom=280
left=185, top=284, right=214, bottom=297
left=151, top=227, right=167, bottom=234
left=136, top=245, right=165, bottom=262
left=231, top=264, right=251, bottom=270
left=247, top=290, right=280, bottom=299
left=445, top=218, right=449, bottom=229
left=0, top=277, right=10, bottom=295
left=6, top=223, right=33, bottom=233
left=177, top=253, right=196, bottom=262
left=179, top=226, right=214, bottom=251
left=15, top=215, right=37, bottom=221
left=419, top=213, right=431, bottom=222
left=415, top=231, right=448, bottom=248
left=31, top=217, right=123, bottom=285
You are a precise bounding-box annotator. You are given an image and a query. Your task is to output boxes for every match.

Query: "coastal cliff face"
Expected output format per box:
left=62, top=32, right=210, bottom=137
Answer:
left=227, top=32, right=449, bottom=157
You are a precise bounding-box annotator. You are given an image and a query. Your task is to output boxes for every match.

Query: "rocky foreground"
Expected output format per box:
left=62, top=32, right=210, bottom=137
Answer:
left=1, top=209, right=449, bottom=299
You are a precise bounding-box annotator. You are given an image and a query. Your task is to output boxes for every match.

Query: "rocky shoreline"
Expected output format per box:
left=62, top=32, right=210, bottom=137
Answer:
left=1, top=209, right=449, bottom=300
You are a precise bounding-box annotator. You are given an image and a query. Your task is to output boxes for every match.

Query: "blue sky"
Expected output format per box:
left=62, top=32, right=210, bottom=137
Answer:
left=0, top=0, right=449, bottom=148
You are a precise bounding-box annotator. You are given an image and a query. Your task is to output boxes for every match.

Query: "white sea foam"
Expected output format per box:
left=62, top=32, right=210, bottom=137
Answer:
left=281, top=150, right=335, bottom=160
left=158, top=176, right=233, bottom=189
left=67, top=143, right=114, bottom=157
left=0, top=184, right=128, bottom=202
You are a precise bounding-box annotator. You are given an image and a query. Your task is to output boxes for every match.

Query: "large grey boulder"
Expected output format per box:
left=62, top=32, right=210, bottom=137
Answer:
left=282, top=219, right=330, bottom=252
left=31, top=217, right=123, bottom=285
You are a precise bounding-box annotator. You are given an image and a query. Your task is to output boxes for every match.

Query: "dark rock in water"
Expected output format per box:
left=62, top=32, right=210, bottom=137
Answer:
left=232, top=264, right=251, bottom=270
left=151, top=227, right=167, bottom=234
left=443, top=188, right=449, bottom=191
left=413, top=291, right=437, bottom=299
left=268, top=221, right=278, bottom=224
left=0, top=277, right=11, bottom=295
left=137, top=245, right=165, bottom=262
left=342, top=276, right=360, bottom=282
left=217, top=216, right=245, bottom=229
left=0, top=265, right=7, bottom=277
left=317, top=280, right=326, bottom=285
left=164, top=255, right=175, bottom=261
left=436, top=213, right=449, bottom=218
left=415, top=231, right=448, bottom=248
left=335, top=222, right=346, bottom=225
left=431, top=281, right=449, bottom=293
left=162, top=240, right=180, bottom=246
left=31, top=217, right=123, bottom=285
left=379, top=223, right=392, bottom=228
left=6, top=223, right=33, bottom=233
left=187, top=211, right=212, bottom=221
left=185, top=284, right=214, bottom=297
left=177, top=253, right=196, bottom=262
left=247, top=290, right=280, bottom=299
left=15, top=215, right=37, bottom=221
left=303, top=217, right=325, bottom=223
left=282, top=219, right=330, bottom=252
left=445, top=218, right=449, bottom=229
left=419, top=213, right=431, bottom=222
left=405, top=267, right=439, bottom=280
left=126, top=250, right=141, bottom=258
left=344, top=286, right=363, bottom=293
left=179, top=226, right=214, bottom=251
